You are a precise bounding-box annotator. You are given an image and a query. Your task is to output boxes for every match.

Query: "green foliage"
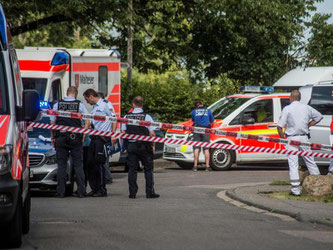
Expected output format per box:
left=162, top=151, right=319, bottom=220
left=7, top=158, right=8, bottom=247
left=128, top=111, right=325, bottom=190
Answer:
left=305, top=13, right=333, bottom=66
left=121, top=67, right=240, bottom=123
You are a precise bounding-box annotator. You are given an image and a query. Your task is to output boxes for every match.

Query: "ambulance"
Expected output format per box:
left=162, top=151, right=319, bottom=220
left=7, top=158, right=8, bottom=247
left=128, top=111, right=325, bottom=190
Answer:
left=163, top=86, right=291, bottom=170
left=0, top=4, right=40, bottom=247
left=16, top=47, right=121, bottom=191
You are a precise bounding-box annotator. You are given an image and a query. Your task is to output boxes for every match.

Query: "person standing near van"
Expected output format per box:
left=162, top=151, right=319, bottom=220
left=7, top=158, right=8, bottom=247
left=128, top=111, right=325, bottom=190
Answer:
left=192, top=100, right=214, bottom=172
left=51, top=86, right=90, bottom=198
left=277, top=90, right=322, bottom=196
left=98, top=92, right=117, bottom=184
left=83, top=89, right=116, bottom=197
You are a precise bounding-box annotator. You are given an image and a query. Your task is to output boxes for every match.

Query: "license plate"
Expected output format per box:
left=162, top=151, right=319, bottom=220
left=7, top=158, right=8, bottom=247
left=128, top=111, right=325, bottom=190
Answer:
left=165, top=146, right=176, bottom=153
left=30, top=170, right=34, bottom=178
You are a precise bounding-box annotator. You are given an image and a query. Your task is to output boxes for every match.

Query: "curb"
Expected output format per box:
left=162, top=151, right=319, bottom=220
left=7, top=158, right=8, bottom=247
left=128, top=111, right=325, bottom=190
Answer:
left=225, top=186, right=333, bottom=228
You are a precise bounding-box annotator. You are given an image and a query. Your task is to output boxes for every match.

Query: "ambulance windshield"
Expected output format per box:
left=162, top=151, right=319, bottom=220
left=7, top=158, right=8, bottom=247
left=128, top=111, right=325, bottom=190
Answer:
left=209, top=97, right=249, bottom=119
left=22, top=77, right=47, bottom=100
left=0, top=55, right=9, bottom=114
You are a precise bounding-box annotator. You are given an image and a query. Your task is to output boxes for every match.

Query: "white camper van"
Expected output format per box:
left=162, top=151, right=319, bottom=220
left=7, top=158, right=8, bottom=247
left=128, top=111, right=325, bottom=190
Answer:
left=273, top=67, right=333, bottom=90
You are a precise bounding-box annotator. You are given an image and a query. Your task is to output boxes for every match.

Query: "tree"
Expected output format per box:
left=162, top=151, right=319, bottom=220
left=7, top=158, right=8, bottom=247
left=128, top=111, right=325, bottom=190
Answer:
left=305, top=13, right=333, bottom=66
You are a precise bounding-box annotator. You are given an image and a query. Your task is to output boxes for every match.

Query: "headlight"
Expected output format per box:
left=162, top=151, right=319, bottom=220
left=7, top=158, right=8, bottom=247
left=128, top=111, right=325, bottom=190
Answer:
left=0, top=146, right=13, bottom=175
left=187, top=133, right=194, bottom=141
left=46, top=154, right=57, bottom=165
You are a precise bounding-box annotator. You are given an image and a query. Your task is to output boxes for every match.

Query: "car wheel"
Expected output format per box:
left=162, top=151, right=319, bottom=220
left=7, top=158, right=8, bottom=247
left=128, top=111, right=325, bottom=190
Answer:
left=210, top=146, right=235, bottom=171
left=22, top=189, right=31, bottom=234
left=175, top=161, right=193, bottom=170
left=0, top=198, right=23, bottom=248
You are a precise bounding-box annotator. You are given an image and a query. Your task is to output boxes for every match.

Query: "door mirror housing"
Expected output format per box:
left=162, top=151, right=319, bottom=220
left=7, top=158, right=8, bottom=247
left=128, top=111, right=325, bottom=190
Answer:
left=16, top=90, right=40, bottom=121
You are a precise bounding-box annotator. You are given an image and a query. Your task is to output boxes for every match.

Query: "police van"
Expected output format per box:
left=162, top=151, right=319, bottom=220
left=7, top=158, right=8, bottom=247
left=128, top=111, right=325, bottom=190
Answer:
left=0, top=4, right=40, bottom=248
left=163, top=86, right=291, bottom=170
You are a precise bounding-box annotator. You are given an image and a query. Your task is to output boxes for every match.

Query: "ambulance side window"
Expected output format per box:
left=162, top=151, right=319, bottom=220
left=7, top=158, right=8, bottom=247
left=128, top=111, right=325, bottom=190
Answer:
left=98, top=66, right=108, bottom=96
left=50, top=79, right=62, bottom=104
left=230, top=99, right=273, bottom=125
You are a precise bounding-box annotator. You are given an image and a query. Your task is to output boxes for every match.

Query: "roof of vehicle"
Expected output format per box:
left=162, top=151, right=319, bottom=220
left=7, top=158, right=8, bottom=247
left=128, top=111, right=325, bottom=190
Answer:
left=228, top=92, right=290, bottom=99
left=274, top=67, right=333, bottom=88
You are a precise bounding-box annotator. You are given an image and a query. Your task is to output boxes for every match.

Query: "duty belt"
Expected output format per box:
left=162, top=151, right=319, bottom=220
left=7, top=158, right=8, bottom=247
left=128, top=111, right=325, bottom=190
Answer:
left=286, top=133, right=309, bottom=138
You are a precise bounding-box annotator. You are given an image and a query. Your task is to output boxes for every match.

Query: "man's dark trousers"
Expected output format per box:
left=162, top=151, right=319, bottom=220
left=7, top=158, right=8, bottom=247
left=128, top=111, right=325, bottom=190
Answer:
left=87, top=137, right=107, bottom=194
left=55, top=134, right=85, bottom=196
left=127, top=142, right=155, bottom=196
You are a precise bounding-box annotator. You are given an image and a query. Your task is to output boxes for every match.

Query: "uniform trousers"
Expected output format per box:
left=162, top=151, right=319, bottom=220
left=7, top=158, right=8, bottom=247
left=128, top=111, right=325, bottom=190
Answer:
left=286, top=135, right=320, bottom=194
left=87, top=137, right=107, bottom=194
left=55, top=134, right=85, bottom=195
left=127, top=142, right=155, bottom=196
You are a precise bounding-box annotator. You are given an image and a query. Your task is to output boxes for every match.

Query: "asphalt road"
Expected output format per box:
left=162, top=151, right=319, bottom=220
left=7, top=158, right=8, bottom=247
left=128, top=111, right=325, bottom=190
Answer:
left=17, top=160, right=333, bottom=249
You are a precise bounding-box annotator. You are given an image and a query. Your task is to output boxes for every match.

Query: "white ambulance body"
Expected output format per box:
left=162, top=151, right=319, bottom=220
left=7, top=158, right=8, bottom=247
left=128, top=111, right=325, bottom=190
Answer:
left=16, top=47, right=121, bottom=116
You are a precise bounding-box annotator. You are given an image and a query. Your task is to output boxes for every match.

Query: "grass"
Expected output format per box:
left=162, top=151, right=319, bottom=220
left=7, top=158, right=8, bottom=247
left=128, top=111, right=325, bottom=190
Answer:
left=264, top=191, right=333, bottom=203
left=269, top=180, right=290, bottom=186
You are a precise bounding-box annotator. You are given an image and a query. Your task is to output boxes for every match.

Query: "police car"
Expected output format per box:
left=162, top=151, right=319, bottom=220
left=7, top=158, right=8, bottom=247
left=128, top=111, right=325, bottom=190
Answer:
left=163, top=86, right=291, bottom=170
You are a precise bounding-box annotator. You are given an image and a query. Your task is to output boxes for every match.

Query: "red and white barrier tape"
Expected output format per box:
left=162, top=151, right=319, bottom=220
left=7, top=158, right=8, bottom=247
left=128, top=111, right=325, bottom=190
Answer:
left=29, top=122, right=333, bottom=159
left=42, top=109, right=333, bottom=152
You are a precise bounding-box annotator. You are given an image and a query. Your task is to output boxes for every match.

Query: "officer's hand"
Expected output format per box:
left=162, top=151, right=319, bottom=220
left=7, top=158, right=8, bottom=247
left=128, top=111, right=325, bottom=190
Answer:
left=152, top=145, right=155, bottom=153
left=111, top=137, right=117, bottom=145
left=51, top=138, right=55, bottom=147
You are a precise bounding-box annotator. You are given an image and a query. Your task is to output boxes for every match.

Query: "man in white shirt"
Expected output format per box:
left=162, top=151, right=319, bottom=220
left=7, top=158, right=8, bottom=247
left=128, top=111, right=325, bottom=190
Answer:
left=277, top=90, right=322, bottom=196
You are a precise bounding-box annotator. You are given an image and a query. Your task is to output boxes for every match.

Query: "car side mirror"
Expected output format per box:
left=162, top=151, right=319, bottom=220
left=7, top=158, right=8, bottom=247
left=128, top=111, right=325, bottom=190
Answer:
left=17, top=90, right=40, bottom=121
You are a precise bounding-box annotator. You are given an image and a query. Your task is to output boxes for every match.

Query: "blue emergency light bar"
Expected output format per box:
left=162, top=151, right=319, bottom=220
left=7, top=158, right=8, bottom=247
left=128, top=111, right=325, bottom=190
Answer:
left=0, top=4, right=7, bottom=49
left=240, top=85, right=274, bottom=93
left=51, top=51, right=69, bottom=66
left=39, top=101, right=50, bottom=109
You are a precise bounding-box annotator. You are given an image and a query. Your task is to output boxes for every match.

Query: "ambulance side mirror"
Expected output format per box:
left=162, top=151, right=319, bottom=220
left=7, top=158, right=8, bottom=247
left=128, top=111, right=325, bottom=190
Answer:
left=16, top=90, right=41, bottom=121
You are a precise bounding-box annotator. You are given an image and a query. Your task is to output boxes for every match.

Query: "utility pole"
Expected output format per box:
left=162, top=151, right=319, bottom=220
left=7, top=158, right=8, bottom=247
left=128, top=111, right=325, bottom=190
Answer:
left=127, top=0, right=133, bottom=83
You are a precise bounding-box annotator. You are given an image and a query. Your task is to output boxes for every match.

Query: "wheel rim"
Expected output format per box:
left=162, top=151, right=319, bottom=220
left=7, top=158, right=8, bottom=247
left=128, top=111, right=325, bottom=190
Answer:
left=212, top=149, right=230, bottom=168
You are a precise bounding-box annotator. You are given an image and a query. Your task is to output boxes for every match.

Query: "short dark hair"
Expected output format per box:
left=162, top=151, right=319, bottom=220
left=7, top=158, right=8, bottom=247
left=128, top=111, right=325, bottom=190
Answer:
left=83, top=88, right=99, bottom=98
left=194, top=100, right=203, bottom=108
left=97, top=92, right=105, bottom=99
left=132, top=96, right=144, bottom=108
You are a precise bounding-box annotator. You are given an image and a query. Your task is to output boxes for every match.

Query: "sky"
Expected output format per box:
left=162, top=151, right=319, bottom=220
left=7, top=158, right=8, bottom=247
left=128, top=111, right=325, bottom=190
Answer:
left=314, top=0, right=333, bottom=23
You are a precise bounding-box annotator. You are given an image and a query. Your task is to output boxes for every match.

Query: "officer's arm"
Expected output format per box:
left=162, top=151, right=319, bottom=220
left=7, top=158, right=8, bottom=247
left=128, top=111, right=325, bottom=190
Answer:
left=277, top=126, right=285, bottom=139
left=309, top=120, right=321, bottom=127
left=149, top=130, right=156, bottom=153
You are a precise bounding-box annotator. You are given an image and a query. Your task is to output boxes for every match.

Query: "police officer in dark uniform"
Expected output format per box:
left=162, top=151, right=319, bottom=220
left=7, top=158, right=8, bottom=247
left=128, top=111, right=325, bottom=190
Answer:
left=83, top=89, right=116, bottom=197
left=50, top=86, right=90, bottom=198
left=122, top=96, right=159, bottom=199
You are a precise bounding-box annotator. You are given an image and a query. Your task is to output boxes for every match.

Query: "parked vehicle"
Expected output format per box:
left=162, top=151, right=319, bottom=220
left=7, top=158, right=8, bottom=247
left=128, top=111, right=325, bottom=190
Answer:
left=299, top=83, right=333, bottom=166
left=163, top=87, right=291, bottom=171
left=0, top=4, right=40, bottom=248
left=17, top=47, right=123, bottom=188
left=274, top=67, right=333, bottom=90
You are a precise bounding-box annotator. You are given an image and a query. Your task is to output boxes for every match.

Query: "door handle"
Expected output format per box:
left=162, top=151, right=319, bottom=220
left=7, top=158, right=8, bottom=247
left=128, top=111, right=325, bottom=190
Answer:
left=268, top=125, right=277, bottom=128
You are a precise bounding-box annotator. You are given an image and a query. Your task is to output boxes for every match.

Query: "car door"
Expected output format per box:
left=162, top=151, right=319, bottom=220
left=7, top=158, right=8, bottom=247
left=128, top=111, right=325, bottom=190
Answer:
left=230, top=98, right=280, bottom=161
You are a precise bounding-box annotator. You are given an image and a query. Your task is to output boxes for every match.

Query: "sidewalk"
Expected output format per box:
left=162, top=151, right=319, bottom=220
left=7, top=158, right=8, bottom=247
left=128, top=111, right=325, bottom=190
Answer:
left=226, top=184, right=333, bottom=227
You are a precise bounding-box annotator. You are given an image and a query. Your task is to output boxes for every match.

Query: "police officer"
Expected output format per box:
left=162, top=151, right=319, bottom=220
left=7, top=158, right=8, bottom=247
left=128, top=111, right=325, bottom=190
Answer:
left=50, top=86, right=90, bottom=198
left=83, top=89, right=116, bottom=197
left=191, top=100, right=214, bottom=172
left=122, top=96, right=159, bottom=199
left=277, top=90, right=322, bottom=196
left=97, top=92, right=116, bottom=184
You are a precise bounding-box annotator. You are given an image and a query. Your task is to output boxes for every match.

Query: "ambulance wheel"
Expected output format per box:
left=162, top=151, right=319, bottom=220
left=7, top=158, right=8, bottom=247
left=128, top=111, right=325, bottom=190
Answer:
left=22, top=189, right=31, bottom=234
left=175, top=161, right=193, bottom=170
left=0, top=198, right=23, bottom=248
left=210, top=147, right=235, bottom=171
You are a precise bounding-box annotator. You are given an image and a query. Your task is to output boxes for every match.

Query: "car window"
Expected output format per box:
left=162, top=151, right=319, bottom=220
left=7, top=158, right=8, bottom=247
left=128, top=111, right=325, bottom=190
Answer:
left=309, top=86, right=333, bottom=115
left=280, top=98, right=290, bottom=110
left=22, top=77, right=47, bottom=100
left=209, top=97, right=249, bottom=119
left=230, top=99, right=273, bottom=125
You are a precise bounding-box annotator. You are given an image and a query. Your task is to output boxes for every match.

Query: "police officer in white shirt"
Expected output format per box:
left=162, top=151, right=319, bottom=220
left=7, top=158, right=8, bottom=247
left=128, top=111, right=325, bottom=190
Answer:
left=83, top=89, right=117, bottom=197
left=277, top=90, right=322, bottom=196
